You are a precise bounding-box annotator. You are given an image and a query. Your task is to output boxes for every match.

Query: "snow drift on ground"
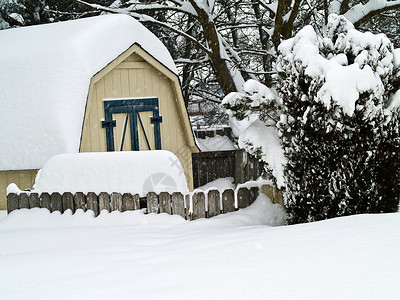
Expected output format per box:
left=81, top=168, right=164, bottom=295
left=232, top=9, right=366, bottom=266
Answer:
left=19, top=151, right=188, bottom=196
left=0, top=14, right=177, bottom=171
left=0, top=202, right=399, bottom=300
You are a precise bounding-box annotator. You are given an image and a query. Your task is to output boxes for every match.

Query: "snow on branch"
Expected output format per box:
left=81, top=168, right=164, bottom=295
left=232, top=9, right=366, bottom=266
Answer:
left=343, top=0, right=400, bottom=27
left=134, top=13, right=212, bottom=55
left=218, top=23, right=262, bottom=32
left=122, top=1, right=198, bottom=17
left=174, top=57, right=210, bottom=64
left=254, top=0, right=278, bottom=17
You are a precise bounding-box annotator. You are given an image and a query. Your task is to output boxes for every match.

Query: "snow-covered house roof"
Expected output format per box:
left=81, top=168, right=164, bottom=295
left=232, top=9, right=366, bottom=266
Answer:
left=0, top=14, right=178, bottom=171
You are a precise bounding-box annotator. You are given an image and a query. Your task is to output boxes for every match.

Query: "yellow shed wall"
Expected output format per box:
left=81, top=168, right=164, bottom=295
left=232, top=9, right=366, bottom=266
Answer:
left=0, top=170, right=38, bottom=210
left=80, top=52, right=195, bottom=190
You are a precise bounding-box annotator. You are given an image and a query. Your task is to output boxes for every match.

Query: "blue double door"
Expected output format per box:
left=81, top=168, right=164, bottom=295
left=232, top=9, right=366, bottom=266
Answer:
left=102, top=98, right=162, bottom=151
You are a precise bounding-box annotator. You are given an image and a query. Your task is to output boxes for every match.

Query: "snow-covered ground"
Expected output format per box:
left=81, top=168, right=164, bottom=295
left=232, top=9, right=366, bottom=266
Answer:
left=0, top=197, right=399, bottom=300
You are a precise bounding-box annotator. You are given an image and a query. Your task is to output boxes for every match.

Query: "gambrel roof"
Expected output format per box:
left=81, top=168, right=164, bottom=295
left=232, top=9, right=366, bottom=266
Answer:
left=0, top=14, right=179, bottom=171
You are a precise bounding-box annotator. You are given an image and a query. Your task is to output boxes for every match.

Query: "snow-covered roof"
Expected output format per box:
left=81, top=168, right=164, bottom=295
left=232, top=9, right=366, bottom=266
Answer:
left=0, top=14, right=177, bottom=171
left=32, top=151, right=189, bottom=196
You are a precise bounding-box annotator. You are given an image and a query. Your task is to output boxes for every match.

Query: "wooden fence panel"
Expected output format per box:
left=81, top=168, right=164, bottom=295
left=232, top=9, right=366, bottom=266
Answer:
left=222, top=189, right=235, bottom=213
left=237, top=187, right=250, bottom=209
left=171, top=192, right=185, bottom=218
left=192, top=151, right=237, bottom=188
left=111, top=192, right=123, bottom=212
left=51, top=192, right=62, bottom=213
left=207, top=189, right=220, bottom=218
left=30, top=193, right=40, bottom=208
left=122, top=193, right=135, bottom=211
left=6, top=184, right=274, bottom=220
left=7, top=193, right=18, bottom=214
left=74, top=192, right=86, bottom=211
left=99, top=192, right=110, bottom=212
left=40, top=192, right=51, bottom=211
left=62, top=192, right=74, bottom=213
left=19, top=193, right=30, bottom=209
left=87, top=192, right=99, bottom=216
left=192, top=150, right=264, bottom=188
left=147, top=192, right=158, bottom=214
left=159, top=192, right=172, bottom=214
left=192, top=192, right=206, bottom=220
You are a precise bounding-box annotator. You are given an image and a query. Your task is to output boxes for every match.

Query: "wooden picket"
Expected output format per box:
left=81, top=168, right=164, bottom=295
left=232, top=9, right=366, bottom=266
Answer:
left=159, top=192, right=172, bottom=214
left=207, top=189, right=220, bottom=218
left=62, top=192, right=74, bottom=213
left=86, top=192, right=98, bottom=216
left=51, top=192, right=62, bottom=212
left=6, top=184, right=282, bottom=220
left=171, top=192, right=185, bottom=218
left=30, top=193, right=40, bottom=208
left=40, top=192, right=51, bottom=211
left=237, top=187, right=250, bottom=209
left=192, top=192, right=206, bottom=220
left=99, top=192, right=110, bottom=212
left=74, top=192, right=86, bottom=211
left=222, top=189, right=235, bottom=213
left=111, top=192, right=123, bottom=212
left=122, top=193, right=135, bottom=211
left=147, top=192, right=159, bottom=214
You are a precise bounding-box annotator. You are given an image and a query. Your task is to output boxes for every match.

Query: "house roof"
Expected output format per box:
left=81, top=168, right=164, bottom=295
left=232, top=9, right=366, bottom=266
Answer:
left=0, top=14, right=178, bottom=171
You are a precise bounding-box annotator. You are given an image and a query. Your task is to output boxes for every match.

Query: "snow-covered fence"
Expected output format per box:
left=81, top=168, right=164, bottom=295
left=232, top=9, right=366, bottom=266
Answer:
left=192, top=150, right=264, bottom=188
left=193, top=127, right=232, bottom=139
left=6, top=186, right=276, bottom=220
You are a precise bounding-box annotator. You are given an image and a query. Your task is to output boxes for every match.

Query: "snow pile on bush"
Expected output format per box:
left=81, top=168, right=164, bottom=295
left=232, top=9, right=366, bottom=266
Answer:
left=222, top=80, right=285, bottom=187
left=278, top=14, right=395, bottom=116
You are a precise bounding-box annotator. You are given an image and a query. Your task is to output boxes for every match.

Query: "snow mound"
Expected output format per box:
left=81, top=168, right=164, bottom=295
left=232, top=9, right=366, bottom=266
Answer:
left=30, top=151, right=188, bottom=196
left=0, top=14, right=177, bottom=171
left=193, top=193, right=286, bottom=227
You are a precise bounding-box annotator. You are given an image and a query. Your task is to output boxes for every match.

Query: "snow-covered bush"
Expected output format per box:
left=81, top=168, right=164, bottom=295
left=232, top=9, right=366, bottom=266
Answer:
left=276, top=14, right=400, bottom=223
left=224, top=14, right=400, bottom=224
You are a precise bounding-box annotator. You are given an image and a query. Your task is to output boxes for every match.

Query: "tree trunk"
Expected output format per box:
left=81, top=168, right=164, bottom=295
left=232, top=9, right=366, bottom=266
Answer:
left=272, top=0, right=301, bottom=50
left=189, top=0, right=239, bottom=94
left=252, top=1, right=273, bottom=86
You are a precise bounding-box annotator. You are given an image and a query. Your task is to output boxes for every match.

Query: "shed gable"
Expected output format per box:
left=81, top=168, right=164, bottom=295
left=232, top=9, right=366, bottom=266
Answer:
left=80, top=44, right=197, bottom=190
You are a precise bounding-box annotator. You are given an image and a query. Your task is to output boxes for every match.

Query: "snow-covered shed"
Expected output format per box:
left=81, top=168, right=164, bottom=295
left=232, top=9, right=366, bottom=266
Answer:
left=0, top=14, right=198, bottom=210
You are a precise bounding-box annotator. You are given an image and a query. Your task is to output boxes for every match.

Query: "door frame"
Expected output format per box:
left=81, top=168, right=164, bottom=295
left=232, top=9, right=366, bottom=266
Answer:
left=102, top=98, right=162, bottom=151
